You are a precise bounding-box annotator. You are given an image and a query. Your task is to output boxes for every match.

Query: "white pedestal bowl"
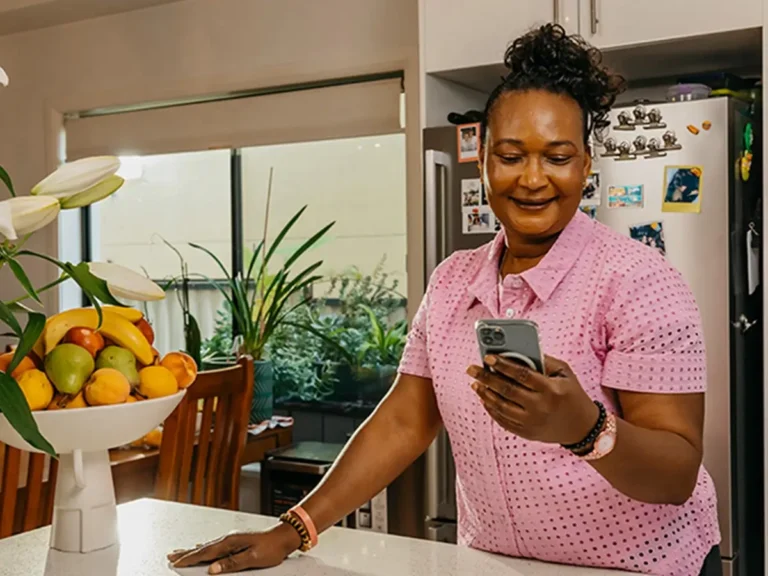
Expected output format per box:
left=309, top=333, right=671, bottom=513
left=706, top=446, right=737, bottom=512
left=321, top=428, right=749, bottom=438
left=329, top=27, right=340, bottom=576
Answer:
left=0, top=390, right=185, bottom=553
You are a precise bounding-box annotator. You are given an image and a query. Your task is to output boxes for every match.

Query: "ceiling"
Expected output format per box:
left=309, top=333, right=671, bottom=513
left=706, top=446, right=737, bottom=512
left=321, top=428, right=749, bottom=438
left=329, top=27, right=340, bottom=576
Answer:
left=0, top=0, right=184, bottom=36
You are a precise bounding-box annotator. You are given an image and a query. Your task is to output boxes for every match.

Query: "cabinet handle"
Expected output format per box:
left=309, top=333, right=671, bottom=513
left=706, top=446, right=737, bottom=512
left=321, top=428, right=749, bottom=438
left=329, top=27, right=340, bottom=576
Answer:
left=553, top=0, right=560, bottom=23
left=590, top=0, right=599, bottom=34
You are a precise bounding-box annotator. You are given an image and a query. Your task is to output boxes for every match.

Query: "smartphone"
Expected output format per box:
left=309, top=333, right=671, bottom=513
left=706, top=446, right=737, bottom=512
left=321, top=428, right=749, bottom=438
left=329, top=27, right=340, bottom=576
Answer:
left=474, top=318, right=545, bottom=374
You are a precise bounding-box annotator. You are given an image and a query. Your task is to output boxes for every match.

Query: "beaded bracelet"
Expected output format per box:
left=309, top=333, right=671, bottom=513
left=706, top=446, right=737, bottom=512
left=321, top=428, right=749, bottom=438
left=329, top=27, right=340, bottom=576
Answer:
left=279, top=511, right=313, bottom=552
left=561, top=401, right=606, bottom=453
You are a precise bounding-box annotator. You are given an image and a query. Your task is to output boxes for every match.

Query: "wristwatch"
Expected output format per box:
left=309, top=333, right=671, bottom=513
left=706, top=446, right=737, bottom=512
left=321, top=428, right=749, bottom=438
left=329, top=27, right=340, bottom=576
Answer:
left=579, top=413, right=617, bottom=461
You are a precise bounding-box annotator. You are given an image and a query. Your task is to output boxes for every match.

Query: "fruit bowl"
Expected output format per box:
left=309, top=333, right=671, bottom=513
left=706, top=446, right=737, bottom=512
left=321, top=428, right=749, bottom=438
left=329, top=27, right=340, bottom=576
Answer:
left=0, top=390, right=185, bottom=553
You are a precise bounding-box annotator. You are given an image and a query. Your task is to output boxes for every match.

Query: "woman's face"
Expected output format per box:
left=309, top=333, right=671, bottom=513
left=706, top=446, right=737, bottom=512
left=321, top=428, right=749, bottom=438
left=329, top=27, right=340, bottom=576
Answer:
left=479, top=90, right=591, bottom=240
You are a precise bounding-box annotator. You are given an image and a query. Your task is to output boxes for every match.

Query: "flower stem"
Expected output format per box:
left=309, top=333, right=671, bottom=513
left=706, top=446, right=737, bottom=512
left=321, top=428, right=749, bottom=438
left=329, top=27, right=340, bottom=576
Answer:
left=3, top=275, right=69, bottom=306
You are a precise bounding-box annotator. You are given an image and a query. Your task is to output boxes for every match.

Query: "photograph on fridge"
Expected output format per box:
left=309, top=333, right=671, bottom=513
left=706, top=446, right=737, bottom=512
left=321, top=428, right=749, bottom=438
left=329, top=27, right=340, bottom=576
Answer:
left=662, top=165, right=702, bottom=213
left=457, top=123, right=480, bottom=163
left=629, top=221, right=666, bottom=257
left=461, top=178, right=483, bottom=207
left=579, top=206, right=598, bottom=219
left=608, top=185, right=644, bottom=209
left=463, top=207, right=493, bottom=234
left=580, top=170, right=601, bottom=207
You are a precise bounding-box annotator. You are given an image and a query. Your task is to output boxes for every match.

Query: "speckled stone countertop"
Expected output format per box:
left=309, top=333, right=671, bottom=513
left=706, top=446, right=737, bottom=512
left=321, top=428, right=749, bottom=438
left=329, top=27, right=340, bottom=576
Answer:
left=0, top=499, right=638, bottom=575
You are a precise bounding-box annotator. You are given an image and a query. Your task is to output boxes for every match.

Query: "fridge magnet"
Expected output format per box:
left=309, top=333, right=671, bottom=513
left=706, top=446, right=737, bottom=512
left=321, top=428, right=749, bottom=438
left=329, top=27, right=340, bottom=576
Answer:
left=686, top=124, right=700, bottom=135
left=461, top=178, right=482, bottom=207
left=614, top=110, right=636, bottom=131
left=645, top=138, right=667, bottom=159
left=644, top=108, right=666, bottom=130
left=457, top=123, right=480, bottom=163
left=702, top=120, right=712, bottom=131
left=601, top=137, right=619, bottom=158
left=740, top=122, right=754, bottom=181
left=629, top=221, right=666, bottom=257
left=616, top=140, right=636, bottom=161
left=662, top=165, right=702, bottom=213
left=463, top=206, right=493, bottom=234
left=579, top=206, right=598, bottom=219
left=581, top=170, right=601, bottom=207
left=608, top=185, right=644, bottom=209
left=661, top=131, right=682, bottom=151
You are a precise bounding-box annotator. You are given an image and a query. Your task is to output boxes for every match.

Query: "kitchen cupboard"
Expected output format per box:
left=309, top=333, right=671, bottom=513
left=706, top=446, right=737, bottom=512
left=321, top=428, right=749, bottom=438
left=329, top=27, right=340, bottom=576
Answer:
left=581, top=0, right=761, bottom=49
left=423, top=0, right=557, bottom=73
left=422, top=0, right=761, bottom=74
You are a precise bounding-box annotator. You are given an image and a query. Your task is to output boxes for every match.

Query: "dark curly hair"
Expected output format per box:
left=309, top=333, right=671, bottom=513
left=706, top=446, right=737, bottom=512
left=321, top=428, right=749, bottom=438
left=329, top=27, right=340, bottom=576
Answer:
left=481, top=24, right=626, bottom=144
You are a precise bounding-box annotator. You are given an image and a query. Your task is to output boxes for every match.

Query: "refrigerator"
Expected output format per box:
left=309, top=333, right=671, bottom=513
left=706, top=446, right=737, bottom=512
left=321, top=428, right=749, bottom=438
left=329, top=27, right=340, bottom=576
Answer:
left=421, top=97, right=763, bottom=576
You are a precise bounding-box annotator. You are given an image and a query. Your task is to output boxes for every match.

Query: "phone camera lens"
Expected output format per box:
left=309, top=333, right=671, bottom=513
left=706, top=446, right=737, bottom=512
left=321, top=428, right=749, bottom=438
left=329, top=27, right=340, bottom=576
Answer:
left=481, top=335, right=495, bottom=346
left=492, top=329, right=505, bottom=344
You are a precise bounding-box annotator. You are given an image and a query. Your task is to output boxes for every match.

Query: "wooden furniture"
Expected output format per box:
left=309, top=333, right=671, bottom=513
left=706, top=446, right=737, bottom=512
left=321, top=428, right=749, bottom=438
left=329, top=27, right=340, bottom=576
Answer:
left=109, top=424, right=292, bottom=505
left=0, top=443, right=57, bottom=538
left=154, top=357, right=254, bottom=509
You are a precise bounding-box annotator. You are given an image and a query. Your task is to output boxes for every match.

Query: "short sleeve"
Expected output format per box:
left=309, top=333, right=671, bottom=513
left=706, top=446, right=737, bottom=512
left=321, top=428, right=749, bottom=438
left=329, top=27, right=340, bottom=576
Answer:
left=397, top=286, right=432, bottom=380
left=601, top=263, right=706, bottom=394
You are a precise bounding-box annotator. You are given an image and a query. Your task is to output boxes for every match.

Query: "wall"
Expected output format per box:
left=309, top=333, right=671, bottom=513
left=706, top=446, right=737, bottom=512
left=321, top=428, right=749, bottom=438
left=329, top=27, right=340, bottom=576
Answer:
left=0, top=0, right=423, bottom=318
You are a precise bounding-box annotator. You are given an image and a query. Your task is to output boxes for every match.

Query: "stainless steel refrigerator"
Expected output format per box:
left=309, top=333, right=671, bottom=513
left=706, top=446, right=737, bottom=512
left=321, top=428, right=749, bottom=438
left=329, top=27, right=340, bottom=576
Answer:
left=421, top=97, right=763, bottom=575
left=592, top=97, right=762, bottom=576
left=423, top=127, right=497, bottom=543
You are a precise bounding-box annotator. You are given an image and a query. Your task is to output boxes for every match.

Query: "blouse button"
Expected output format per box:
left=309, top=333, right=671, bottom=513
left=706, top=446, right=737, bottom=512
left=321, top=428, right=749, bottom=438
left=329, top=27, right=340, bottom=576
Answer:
left=510, top=277, right=523, bottom=288
left=505, top=308, right=516, bottom=318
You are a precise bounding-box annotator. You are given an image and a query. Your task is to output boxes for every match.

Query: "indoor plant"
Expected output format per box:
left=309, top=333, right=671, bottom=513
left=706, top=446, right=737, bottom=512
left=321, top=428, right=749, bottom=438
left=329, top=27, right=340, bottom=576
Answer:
left=192, top=169, right=334, bottom=422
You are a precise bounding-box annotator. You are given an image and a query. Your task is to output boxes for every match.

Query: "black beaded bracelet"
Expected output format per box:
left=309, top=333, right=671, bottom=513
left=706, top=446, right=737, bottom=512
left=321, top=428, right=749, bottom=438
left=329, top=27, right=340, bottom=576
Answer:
left=561, top=401, right=606, bottom=452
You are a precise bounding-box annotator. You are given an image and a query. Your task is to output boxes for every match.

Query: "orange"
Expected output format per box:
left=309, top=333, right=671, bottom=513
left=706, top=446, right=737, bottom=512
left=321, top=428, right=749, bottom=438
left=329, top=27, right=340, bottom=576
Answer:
left=160, top=352, right=198, bottom=389
left=0, top=352, right=36, bottom=380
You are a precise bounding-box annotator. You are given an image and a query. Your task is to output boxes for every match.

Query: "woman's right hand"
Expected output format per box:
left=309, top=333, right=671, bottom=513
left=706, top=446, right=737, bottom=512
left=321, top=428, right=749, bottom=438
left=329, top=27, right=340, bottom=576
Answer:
left=167, top=522, right=301, bottom=574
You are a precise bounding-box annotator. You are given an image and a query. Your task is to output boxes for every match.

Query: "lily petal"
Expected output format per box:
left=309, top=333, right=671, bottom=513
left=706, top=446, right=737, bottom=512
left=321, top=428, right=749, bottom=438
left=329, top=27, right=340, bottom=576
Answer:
left=60, top=175, right=124, bottom=209
left=0, top=199, right=16, bottom=240
left=32, top=156, right=120, bottom=198
left=0, top=66, right=8, bottom=87
left=88, top=262, right=165, bottom=302
left=9, top=196, right=60, bottom=236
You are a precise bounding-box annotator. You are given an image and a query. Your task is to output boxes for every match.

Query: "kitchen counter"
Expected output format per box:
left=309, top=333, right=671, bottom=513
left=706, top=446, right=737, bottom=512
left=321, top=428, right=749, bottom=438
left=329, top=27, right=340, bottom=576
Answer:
left=0, top=499, right=638, bottom=576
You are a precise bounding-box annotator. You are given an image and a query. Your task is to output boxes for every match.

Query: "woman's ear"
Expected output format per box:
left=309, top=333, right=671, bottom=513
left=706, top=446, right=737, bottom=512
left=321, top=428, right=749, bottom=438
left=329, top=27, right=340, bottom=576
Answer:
left=583, top=147, right=592, bottom=183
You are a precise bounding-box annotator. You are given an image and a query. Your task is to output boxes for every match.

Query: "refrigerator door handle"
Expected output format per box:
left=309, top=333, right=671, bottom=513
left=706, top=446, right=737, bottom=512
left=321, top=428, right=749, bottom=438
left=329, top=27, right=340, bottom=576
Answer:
left=424, top=150, right=452, bottom=280
left=426, top=429, right=457, bottom=521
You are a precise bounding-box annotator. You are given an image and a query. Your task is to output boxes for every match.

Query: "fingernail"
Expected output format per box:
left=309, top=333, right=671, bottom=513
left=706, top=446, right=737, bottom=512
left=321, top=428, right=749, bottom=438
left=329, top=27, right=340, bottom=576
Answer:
left=209, top=563, right=222, bottom=575
left=466, top=366, right=478, bottom=377
left=485, top=355, right=497, bottom=366
left=471, top=382, right=478, bottom=391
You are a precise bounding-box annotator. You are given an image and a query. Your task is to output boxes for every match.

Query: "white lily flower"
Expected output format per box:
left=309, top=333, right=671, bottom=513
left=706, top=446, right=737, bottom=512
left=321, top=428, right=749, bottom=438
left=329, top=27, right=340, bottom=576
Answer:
left=88, top=262, right=165, bottom=302
left=59, top=175, right=124, bottom=210
left=0, top=196, right=60, bottom=240
left=32, top=156, right=120, bottom=200
left=0, top=66, right=8, bottom=87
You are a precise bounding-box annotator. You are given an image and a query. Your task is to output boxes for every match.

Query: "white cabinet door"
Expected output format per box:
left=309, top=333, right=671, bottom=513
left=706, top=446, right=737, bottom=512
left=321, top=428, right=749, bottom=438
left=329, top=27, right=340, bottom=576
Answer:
left=424, top=0, right=557, bottom=73
left=580, top=0, right=761, bottom=49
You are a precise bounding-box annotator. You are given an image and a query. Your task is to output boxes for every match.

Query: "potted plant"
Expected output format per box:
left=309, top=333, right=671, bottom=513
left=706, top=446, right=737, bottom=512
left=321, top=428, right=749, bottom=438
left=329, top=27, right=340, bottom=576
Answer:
left=192, top=169, right=334, bottom=423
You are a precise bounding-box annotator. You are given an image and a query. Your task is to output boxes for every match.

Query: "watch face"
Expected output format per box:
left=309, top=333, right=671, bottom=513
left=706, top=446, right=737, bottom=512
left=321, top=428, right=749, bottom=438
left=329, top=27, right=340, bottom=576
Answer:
left=595, top=434, right=615, bottom=453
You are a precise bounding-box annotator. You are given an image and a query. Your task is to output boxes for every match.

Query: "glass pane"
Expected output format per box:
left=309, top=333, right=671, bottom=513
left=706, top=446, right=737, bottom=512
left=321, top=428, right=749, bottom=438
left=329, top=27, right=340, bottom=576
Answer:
left=240, top=134, right=407, bottom=405
left=90, top=149, right=231, bottom=355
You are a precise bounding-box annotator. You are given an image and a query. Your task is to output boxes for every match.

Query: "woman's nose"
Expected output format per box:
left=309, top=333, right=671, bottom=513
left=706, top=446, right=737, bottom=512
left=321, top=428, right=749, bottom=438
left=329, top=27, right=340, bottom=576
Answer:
left=518, top=158, right=547, bottom=191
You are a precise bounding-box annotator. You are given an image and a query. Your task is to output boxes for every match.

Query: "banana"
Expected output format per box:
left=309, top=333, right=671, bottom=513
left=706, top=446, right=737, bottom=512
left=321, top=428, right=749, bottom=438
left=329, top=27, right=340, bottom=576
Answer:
left=102, top=306, right=143, bottom=323
left=43, top=309, right=100, bottom=355
left=97, top=313, right=154, bottom=365
left=42, top=307, right=153, bottom=364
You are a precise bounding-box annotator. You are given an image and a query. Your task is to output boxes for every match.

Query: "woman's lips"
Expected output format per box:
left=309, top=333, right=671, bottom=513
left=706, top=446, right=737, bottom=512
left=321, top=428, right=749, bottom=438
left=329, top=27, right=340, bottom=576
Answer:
left=508, top=197, right=557, bottom=211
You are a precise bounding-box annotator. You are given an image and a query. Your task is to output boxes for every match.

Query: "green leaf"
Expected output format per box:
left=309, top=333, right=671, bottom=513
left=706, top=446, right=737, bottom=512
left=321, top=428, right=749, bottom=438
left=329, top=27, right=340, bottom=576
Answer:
left=0, top=165, right=15, bottom=197
left=0, top=300, right=22, bottom=336
left=0, top=372, right=55, bottom=456
left=185, top=313, right=202, bottom=368
left=263, top=206, right=307, bottom=266
left=282, top=221, right=335, bottom=271
left=8, top=312, right=45, bottom=373
left=8, top=259, right=41, bottom=304
left=65, top=262, right=123, bottom=307
left=189, top=243, right=232, bottom=282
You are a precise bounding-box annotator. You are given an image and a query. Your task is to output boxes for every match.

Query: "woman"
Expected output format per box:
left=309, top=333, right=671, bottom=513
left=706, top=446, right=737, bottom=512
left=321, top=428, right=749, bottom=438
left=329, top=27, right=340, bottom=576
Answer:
left=169, top=25, right=721, bottom=576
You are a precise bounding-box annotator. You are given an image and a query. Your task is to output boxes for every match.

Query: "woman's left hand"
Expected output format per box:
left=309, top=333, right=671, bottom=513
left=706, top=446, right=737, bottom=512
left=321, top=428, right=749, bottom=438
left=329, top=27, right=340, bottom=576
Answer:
left=467, top=355, right=599, bottom=445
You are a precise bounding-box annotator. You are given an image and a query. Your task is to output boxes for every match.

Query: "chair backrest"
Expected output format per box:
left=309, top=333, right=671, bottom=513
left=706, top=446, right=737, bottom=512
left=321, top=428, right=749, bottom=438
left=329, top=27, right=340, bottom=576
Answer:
left=0, top=443, right=58, bottom=538
left=155, top=356, right=254, bottom=510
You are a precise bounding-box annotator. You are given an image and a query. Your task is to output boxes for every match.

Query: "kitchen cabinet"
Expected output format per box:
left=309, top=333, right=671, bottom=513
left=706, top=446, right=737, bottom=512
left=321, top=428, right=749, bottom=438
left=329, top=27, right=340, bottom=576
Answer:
left=424, top=0, right=566, bottom=73
left=580, top=0, right=761, bottom=49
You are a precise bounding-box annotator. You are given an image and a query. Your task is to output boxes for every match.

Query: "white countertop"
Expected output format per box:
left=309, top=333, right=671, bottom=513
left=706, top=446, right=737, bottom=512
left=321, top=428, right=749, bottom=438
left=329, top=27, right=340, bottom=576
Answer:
left=0, top=499, right=638, bottom=576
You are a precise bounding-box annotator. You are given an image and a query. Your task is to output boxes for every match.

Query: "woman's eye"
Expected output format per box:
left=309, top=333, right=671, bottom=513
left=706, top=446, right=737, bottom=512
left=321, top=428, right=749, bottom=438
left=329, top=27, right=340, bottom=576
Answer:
left=548, top=156, right=571, bottom=165
left=499, top=156, right=522, bottom=164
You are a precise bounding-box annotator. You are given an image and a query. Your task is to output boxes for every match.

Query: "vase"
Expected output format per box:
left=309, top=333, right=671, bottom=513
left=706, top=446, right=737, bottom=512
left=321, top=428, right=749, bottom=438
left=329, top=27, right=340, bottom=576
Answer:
left=250, top=359, right=274, bottom=424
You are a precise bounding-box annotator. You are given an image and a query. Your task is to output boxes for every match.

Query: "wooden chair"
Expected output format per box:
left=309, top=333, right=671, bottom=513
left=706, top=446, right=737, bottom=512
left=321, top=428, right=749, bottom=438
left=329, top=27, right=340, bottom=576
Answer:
left=155, top=357, right=254, bottom=510
left=0, top=443, right=58, bottom=538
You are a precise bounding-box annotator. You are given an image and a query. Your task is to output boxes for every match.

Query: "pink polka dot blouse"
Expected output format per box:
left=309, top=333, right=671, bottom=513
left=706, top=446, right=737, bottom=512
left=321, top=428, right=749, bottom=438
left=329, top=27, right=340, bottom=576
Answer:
left=398, top=211, right=720, bottom=575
